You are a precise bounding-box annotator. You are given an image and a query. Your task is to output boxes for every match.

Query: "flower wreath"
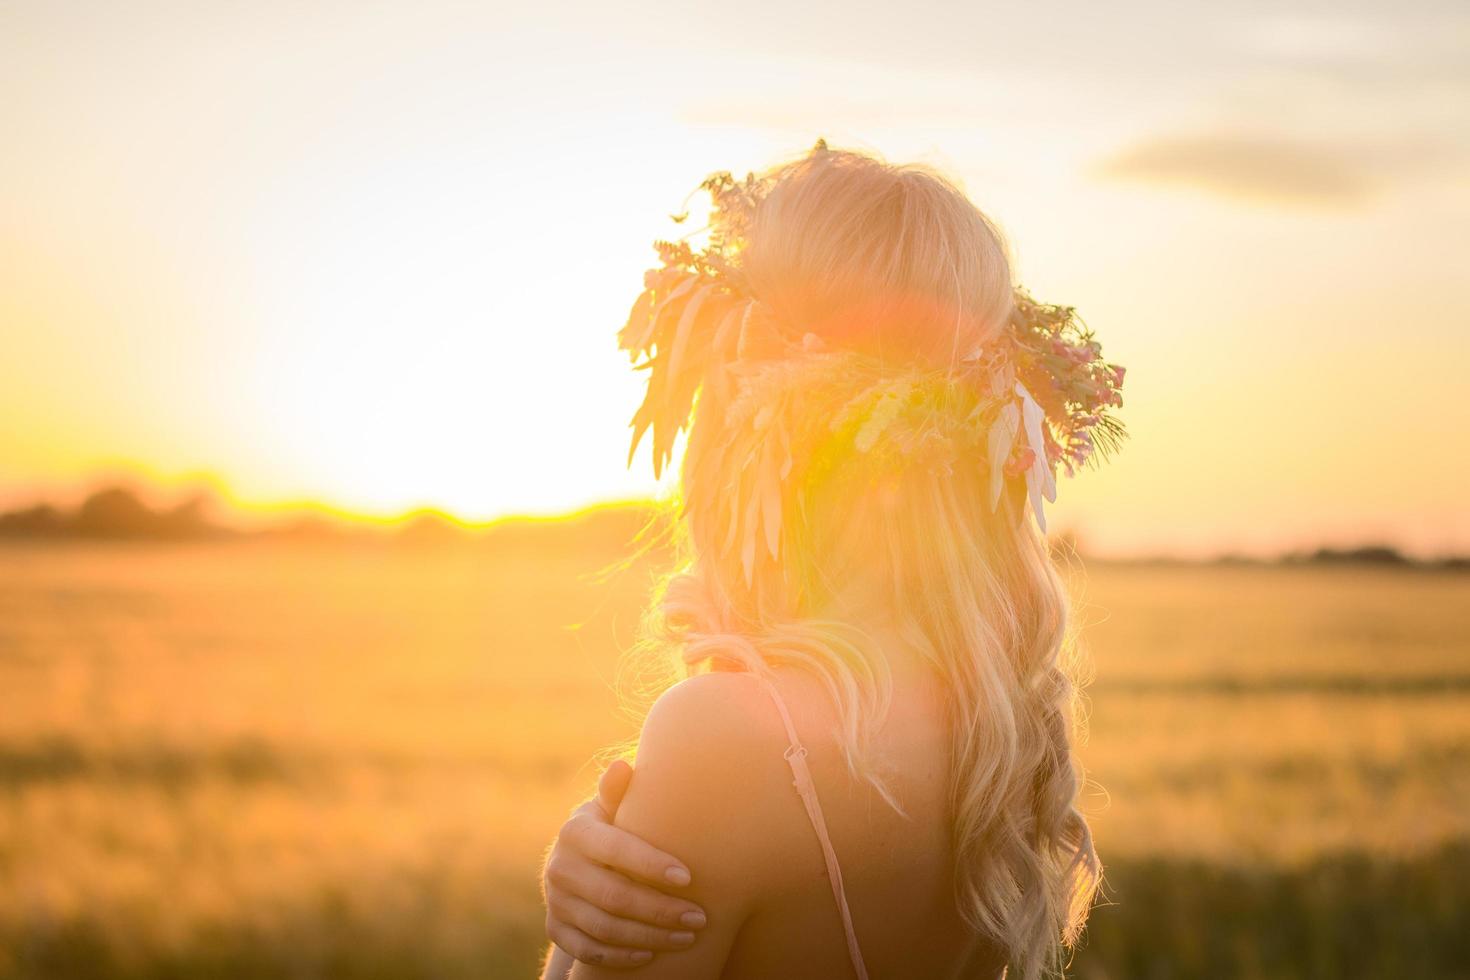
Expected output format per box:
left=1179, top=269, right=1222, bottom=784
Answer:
left=618, top=146, right=1126, bottom=588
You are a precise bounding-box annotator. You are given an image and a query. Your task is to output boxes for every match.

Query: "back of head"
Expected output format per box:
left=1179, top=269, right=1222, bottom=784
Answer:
left=618, top=141, right=1123, bottom=979
left=742, top=147, right=1014, bottom=366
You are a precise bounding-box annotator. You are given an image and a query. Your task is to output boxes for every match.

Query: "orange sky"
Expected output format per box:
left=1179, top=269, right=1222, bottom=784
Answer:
left=2, top=1, right=1468, bottom=556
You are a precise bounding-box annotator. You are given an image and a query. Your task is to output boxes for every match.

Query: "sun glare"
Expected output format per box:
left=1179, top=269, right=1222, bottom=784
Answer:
left=225, top=125, right=737, bottom=521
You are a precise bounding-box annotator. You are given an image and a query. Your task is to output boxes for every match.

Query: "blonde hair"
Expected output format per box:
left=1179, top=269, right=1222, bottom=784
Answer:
left=625, top=145, right=1100, bottom=979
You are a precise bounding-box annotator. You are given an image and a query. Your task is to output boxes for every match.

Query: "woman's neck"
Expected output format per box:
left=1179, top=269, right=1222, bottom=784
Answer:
left=810, top=597, right=937, bottom=682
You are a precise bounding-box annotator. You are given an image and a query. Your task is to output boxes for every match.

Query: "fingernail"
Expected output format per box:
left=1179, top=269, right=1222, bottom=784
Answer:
left=671, top=931, right=695, bottom=946
left=679, top=910, right=707, bottom=929
left=631, top=950, right=653, bottom=964
left=665, top=866, right=691, bottom=886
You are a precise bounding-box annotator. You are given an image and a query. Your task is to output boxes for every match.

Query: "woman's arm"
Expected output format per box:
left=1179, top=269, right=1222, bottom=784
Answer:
left=570, top=673, right=783, bottom=980
left=541, top=942, right=577, bottom=980
left=541, top=760, right=709, bottom=969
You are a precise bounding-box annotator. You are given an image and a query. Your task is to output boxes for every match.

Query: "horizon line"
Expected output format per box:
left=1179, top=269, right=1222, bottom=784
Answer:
left=0, top=479, right=1464, bottom=567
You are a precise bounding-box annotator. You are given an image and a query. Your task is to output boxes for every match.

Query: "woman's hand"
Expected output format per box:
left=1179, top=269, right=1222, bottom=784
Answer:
left=542, top=760, right=707, bottom=969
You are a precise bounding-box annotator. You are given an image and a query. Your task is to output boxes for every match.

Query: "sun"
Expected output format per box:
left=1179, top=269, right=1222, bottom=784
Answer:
left=230, top=126, right=750, bottom=520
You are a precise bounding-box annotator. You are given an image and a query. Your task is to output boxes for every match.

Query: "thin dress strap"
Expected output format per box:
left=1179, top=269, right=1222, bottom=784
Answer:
left=750, top=672, right=870, bottom=980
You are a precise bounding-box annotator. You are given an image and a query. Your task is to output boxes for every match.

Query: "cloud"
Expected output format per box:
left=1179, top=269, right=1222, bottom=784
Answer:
left=1093, top=135, right=1378, bottom=207
left=1089, top=9, right=1470, bottom=209
left=1092, top=132, right=1468, bottom=208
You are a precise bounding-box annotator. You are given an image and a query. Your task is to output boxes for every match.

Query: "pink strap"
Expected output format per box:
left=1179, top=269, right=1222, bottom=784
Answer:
left=752, top=673, right=870, bottom=980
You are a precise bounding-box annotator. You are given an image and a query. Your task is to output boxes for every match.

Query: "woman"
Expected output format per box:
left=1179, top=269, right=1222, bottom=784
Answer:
left=541, top=142, right=1123, bottom=979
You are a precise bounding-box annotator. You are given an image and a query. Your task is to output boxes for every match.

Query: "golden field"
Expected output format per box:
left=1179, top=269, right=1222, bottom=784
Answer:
left=0, top=519, right=1467, bottom=979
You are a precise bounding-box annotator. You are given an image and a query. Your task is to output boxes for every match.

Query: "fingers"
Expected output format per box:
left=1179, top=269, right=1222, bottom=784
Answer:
left=558, top=894, right=699, bottom=952
left=546, top=917, right=655, bottom=970
left=540, top=768, right=702, bottom=970
left=596, top=759, right=634, bottom=818
left=546, top=856, right=706, bottom=933
left=565, top=812, right=691, bottom=887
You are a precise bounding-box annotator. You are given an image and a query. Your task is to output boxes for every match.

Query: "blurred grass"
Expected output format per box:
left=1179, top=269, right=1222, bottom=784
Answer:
left=0, top=536, right=1466, bottom=979
left=1079, top=842, right=1470, bottom=980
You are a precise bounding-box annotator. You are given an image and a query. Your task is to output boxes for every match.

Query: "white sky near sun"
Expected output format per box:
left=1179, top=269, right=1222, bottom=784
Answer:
left=2, top=0, right=1468, bottom=556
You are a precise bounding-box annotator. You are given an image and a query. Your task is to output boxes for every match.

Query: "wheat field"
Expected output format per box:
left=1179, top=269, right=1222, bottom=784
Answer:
left=1, top=526, right=1466, bottom=979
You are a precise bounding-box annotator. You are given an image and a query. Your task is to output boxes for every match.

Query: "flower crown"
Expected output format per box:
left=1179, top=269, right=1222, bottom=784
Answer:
left=619, top=151, right=1126, bottom=587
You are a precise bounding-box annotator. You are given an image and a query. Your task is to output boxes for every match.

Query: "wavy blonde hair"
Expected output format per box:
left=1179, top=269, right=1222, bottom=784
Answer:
left=622, top=146, right=1100, bottom=979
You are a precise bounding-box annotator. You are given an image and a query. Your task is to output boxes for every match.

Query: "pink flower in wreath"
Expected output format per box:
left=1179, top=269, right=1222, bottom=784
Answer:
left=1005, top=446, right=1036, bottom=477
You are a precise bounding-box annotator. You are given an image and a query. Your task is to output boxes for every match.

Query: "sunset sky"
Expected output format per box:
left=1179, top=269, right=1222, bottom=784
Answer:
left=3, top=1, right=1467, bottom=556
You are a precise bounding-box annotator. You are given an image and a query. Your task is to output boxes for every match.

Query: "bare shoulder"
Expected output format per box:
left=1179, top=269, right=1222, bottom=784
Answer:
left=566, top=672, right=807, bottom=978
left=616, top=671, right=807, bottom=890
left=635, top=671, right=777, bottom=772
